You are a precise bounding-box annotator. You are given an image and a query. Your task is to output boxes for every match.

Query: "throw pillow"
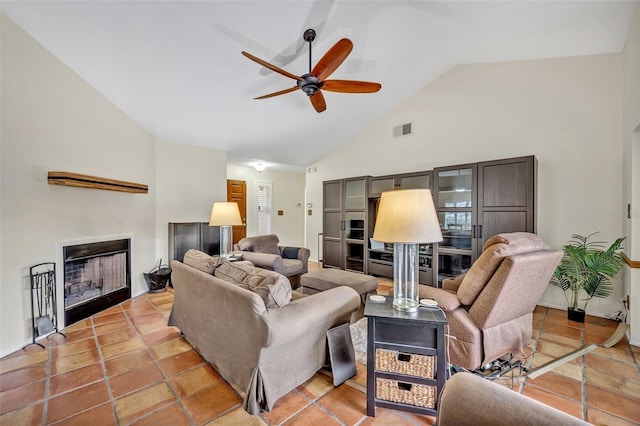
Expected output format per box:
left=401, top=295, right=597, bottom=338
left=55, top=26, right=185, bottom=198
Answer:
left=214, top=262, right=292, bottom=308
left=183, top=249, right=224, bottom=274
left=282, top=247, right=299, bottom=259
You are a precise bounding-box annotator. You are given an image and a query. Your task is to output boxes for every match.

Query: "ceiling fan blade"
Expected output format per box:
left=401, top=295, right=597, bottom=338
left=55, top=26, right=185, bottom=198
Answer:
left=242, top=51, right=303, bottom=81
left=312, top=38, right=353, bottom=82
left=323, top=80, right=382, bottom=93
left=310, top=91, right=327, bottom=113
left=254, top=86, right=298, bottom=100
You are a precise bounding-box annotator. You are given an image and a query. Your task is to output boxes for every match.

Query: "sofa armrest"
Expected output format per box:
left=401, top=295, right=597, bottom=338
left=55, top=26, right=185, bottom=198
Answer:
left=263, top=286, right=360, bottom=348
left=234, top=251, right=284, bottom=272
left=438, top=373, right=588, bottom=425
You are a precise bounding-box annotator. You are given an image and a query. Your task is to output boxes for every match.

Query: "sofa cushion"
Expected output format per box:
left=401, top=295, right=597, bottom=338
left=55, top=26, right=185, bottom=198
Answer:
left=214, top=261, right=292, bottom=308
left=183, top=249, right=224, bottom=274
left=238, top=234, right=281, bottom=256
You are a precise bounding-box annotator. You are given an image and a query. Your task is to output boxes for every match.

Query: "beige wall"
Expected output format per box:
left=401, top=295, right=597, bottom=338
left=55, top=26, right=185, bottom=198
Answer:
left=155, top=140, right=227, bottom=263
left=306, top=53, right=625, bottom=319
left=0, top=15, right=229, bottom=356
left=227, top=165, right=306, bottom=247
left=622, top=2, right=640, bottom=345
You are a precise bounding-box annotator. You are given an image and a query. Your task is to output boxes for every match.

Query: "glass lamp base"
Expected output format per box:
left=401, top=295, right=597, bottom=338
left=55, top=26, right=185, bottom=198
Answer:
left=393, top=297, right=419, bottom=312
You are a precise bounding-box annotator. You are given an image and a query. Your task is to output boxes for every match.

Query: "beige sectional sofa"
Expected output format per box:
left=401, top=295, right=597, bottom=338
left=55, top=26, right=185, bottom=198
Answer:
left=168, top=250, right=360, bottom=414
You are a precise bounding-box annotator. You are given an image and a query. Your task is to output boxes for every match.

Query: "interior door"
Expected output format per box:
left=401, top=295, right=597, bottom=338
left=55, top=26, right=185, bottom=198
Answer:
left=227, top=179, right=247, bottom=244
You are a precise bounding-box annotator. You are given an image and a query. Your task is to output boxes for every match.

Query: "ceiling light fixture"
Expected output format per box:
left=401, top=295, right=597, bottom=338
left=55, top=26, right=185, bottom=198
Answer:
left=254, top=163, right=266, bottom=173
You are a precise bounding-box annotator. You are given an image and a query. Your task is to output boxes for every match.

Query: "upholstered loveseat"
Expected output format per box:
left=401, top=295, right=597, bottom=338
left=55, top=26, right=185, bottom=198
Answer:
left=168, top=250, right=360, bottom=414
left=232, top=234, right=309, bottom=288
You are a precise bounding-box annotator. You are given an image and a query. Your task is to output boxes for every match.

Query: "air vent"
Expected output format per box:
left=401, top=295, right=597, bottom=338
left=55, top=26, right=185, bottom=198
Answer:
left=393, top=122, right=412, bottom=138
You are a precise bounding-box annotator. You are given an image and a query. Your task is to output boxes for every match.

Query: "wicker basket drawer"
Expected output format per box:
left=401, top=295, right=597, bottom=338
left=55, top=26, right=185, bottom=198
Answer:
left=376, top=378, right=436, bottom=408
left=375, top=349, right=435, bottom=378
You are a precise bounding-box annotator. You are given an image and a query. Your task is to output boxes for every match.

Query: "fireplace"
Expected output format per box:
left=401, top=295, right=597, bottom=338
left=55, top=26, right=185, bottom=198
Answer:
left=63, top=238, right=131, bottom=325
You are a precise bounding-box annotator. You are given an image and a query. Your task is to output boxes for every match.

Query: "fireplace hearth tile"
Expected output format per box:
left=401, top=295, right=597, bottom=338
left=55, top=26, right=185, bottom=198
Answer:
left=100, top=338, right=146, bottom=360
left=94, top=320, right=130, bottom=336
left=92, top=311, right=127, bottom=326
left=97, top=328, right=139, bottom=347
left=52, top=338, right=97, bottom=358
left=104, top=350, right=153, bottom=377
left=51, top=348, right=101, bottom=375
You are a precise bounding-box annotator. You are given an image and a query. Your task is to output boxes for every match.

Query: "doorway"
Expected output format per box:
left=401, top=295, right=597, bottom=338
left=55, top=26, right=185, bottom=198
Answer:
left=227, top=180, right=246, bottom=244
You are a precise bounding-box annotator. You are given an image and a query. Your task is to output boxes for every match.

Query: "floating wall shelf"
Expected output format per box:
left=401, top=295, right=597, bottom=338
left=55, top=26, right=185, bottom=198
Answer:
left=47, top=171, right=148, bottom=194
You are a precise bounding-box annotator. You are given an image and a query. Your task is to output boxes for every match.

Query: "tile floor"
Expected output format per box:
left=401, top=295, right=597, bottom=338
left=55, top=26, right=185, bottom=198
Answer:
left=1, top=263, right=639, bottom=425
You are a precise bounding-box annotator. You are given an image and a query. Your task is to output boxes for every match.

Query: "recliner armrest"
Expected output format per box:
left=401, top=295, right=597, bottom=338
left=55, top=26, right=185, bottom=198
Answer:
left=233, top=251, right=284, bottom=272
left=419, top=286, right=461, bottom=312
left=278, top=246, right=310, bottom=263
left=442, top=273, right=466, bottom=292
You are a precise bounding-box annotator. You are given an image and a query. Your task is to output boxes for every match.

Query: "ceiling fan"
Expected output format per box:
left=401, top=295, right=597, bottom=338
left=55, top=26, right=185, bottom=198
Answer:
left=241, top=29, right=382, bottom=113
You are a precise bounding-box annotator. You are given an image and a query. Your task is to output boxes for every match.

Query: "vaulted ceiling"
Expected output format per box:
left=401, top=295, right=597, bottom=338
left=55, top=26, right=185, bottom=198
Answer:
left=1, top=1, right=635, bottom=171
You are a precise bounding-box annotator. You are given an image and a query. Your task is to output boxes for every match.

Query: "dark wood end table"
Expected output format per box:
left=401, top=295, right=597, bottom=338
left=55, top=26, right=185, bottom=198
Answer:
left=365, top=295, right=448, bottom=417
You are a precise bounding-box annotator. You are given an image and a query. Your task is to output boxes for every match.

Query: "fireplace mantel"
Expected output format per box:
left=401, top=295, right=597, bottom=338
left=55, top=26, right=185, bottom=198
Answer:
left=48, top=171, right=148, bottom=194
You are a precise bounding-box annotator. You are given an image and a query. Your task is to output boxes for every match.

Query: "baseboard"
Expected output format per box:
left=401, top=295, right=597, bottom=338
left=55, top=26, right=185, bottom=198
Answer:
left=536, top=302, right=611, bottom=320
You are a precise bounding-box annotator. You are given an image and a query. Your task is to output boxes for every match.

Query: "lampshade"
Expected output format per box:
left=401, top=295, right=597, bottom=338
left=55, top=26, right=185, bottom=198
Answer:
left=373, top=189, right=443, bottom=244
left=209, top=202, right=243, bottom=226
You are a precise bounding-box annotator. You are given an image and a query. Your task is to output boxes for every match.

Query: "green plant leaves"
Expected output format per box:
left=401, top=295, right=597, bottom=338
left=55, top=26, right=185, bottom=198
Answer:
left=550, top=232, right=625, bottom=311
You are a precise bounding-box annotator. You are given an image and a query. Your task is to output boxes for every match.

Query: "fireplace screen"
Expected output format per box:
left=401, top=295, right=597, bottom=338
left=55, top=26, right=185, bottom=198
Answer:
left=63, top=238, right=131, bottom=325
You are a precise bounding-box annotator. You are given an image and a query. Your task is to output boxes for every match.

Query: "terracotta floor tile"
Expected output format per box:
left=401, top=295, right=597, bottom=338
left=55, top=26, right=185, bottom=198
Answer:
left=0, top=350, right=48, bottom=375
left=97, top=327, right=139, bottom=347
left=361, top=407, right=434, bottom=425
left=586, top=384, right=640, bottom=423
left=157, top=349, right=205, bottom=378
left=130, top=403, right=191, bottom=426
left=94, top=320, right=131, bottom=336
left=52, top=337, right=97, bottom=358
left=394, top=410, right=437, bottom=425
left=104, top=349, right=153, bottom=377
left=530, top=352, right=583, bottom=381
left=94, top=305, right=124, bottom=317
left=123, top=301, right=158, bottom=317
left=588, top=407, right=639, bottom=426
left=297, top=372, right=334, bottom=400
left=169, top=364, right=222, bottom=398
left=541, top=322, right=583, bottom=340
left=52, top=402, right=117, bottom=426
left=58, top=327, right=95, bottom=343
left=130, top=312, right=165, bottom=327
left=46, top=381, right=110, bottom=424
left=0, top=379, right=46, bottom=415
left=49, top=363, right=104, bottom=396
left=259, top=389, right=310, bottom=424
left=64, top=319, right=92, bottom=331
left=101, top=337, right=146, bottom=359
left=0, top=401, right=43, bottom=425
left=182, top=382, right=242, bottom=425
left=114, top=382, right=175, bottom=424
left=522, top=384, right=583, bottom=420
left=142, top=327, right=182, bottom=347
left=584, top=353, right=639, bottom=379
left=281, top=404, right=341, bottom=426
left=536, top=340, right=580, bottom=359
left=586, top=366, right=640, bottom=398
left=51, top=348, right=101, bottom=375
left=539, top=331, right=582, bottom=349
left=317, top=382, right=367, bottom=425
left=591, top=345, right=636, bottom=364
left=524, top=372, right=583, bottom=402
left=206, top=406, right=267, bottom=425
left=0, top=362, right=47, bottom=392
left=150, top=337, right=192, bottom=360
left=110, top=363, right=164, bottom=398
left=92, top=311, right=127, bottom=326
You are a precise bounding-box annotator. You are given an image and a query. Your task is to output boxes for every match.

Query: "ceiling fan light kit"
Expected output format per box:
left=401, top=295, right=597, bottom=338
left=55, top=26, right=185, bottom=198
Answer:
left=242, top=28, right=381, bottom=113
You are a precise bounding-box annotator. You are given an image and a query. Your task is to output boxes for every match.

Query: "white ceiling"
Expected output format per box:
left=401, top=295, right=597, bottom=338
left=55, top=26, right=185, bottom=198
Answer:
left=1, top=1, right=635, bottom=172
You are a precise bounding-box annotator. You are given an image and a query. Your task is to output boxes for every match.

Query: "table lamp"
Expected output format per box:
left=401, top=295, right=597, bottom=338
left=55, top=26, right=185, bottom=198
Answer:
left=209, top=202, right=243, bottom=258
left=373, top=189, right=443, bottom=312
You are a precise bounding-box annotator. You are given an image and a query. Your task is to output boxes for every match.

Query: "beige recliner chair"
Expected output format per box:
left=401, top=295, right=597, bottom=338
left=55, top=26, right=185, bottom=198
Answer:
left=421, top=232, right=562, bottom=371
left=233, top=234, right=310, bottom=289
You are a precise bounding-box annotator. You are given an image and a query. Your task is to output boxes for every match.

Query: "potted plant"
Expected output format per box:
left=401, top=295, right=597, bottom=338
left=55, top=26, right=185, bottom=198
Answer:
left=550, top=232, right=625, bottom=323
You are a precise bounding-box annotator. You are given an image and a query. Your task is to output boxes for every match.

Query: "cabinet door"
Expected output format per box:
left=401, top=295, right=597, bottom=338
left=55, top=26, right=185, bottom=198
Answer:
left=345, top=178, right=366, bottom=210
left=169, top=223, right=200, bottom=262
left=477, top=156, right=535, bottom=249
left=369, top=176, right=395, bottom=198
left=398, top=172, right=431, bottom=191
left=323, top=180, right=344, bottom=269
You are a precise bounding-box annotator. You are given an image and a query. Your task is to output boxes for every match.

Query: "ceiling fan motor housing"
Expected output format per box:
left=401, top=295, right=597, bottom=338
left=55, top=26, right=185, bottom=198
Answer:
left=298, top=74, right=323, bottom=96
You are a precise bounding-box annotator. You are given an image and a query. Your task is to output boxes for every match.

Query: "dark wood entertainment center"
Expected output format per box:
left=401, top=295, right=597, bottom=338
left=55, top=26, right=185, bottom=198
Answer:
left=322, top=155, right=536, bottom=286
